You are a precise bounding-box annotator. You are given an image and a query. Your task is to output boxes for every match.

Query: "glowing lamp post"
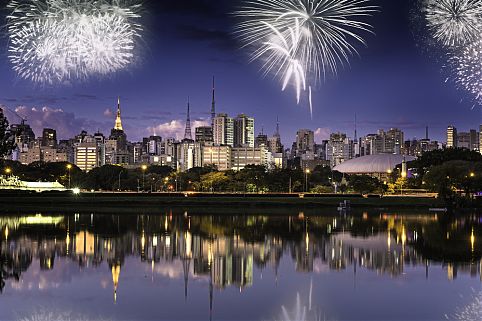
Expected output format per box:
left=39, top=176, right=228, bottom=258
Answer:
left=141, top=165, right=148, bottom=191
left=305, top=169, right=310, bottom=193
left=66, top=164, right=72, bottom=189
left=401, top=170, right=407, bottom=195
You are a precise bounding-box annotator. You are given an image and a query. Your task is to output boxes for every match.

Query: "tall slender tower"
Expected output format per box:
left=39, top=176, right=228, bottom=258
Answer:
left=114, top=97, right=123, bottom=131
left=275, top=116, right=280, bottom=137
left=184, top=98, right=192, bottom=140
left=354, top=113, right=358, bottom=142
left=211, top=77, right=216, bottom=128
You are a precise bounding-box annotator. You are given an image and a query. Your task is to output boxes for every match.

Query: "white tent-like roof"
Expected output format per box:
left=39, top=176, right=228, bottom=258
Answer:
left=333, top=154, right=416, bottom=174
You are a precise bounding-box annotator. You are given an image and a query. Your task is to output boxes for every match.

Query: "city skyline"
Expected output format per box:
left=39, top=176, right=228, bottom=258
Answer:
left=0, top=0, right=480, bottom=143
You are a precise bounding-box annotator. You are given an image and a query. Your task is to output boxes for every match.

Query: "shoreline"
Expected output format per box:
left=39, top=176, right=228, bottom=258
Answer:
left=0, top=192, right=449, bottom=214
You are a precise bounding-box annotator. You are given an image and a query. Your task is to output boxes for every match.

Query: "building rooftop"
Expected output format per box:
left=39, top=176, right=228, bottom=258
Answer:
left=333, top=154, right=416, bottom=174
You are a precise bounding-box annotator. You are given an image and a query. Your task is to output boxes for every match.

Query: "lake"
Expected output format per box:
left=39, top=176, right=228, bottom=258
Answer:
left=0, top=209, right=481, bottom=321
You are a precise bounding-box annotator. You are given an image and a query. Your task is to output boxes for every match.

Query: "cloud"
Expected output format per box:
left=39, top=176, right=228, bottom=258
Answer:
left=314, top=127, right=331, bottom=142
left=10, top=106, right=110, bottom=139
left=147, top=119, right=210, bottom=140
left=103, top=108, right=114, bottom=118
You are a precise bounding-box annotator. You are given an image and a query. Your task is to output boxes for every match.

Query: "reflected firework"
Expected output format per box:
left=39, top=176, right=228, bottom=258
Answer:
left=234, top=0, right=376, bottom=113
left=17, top=308, right=110, bottom=321
left=453, top=290, right=482, bottom=321
left=424, top=0, right=482, bottom=48
left=6, top=0, right=143, bottom=85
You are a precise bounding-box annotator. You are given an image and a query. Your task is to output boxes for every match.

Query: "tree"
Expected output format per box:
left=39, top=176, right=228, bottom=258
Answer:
left=424, top=160, right=482, bottom=205
left=84, top=165, right=125, bottom=191
left=408, top=148, right=482, bottom=177
left=349, top=175, right=384, bottom=194
left=200, top=172, right=230, bottom=192
left=0, top=109, right=16, bottom=158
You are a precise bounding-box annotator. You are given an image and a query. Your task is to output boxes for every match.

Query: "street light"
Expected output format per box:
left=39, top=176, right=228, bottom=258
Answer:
left=141, top=165, right=148, bottom=191
left=400, top=170, right=407, bottom=195
left=470, top=172, right=475, bottom=178
left=305, top=169, right=311, bottom=193
left=118, top=171, right=122, bottom=191
left=66, top=164, right=72, bottom=189
left=4, top=167, right=12, bottom=175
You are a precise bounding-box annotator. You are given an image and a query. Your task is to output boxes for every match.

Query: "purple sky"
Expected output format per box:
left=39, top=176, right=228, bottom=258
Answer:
left=0, top=0, right=481, bottom=144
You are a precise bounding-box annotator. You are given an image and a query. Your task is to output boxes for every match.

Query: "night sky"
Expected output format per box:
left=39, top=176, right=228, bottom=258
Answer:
left=0, top=0, right=480, bottom=144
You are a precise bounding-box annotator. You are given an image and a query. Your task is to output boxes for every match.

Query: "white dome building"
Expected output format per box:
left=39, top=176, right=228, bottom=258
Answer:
left=333, top=154, right=416, bottom=179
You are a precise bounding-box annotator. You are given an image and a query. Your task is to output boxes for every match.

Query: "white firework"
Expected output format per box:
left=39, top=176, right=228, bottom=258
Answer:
left=453, top=290, right=482, bottom=321
left=6, top=0, right=143, bottom=85
left=235, top=0, right=376, bottom=110
left=424, top=0, right=482, bottom=47
left=450, top=38, right=482, bottom=104
left=255, top=19, right=307, bottom=103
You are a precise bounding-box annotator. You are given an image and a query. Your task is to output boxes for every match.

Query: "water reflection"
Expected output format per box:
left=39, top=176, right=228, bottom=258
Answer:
left=0, top=211, right=481, bottom=320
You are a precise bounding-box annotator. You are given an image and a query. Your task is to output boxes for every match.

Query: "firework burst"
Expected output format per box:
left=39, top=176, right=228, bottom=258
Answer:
left=424, top=0, right=482, bottom=48
left=234, top=0, right=376, bottom=113
left=450, top=38, right=482, bottom=105
left=6, top=0, right=143, bottom=85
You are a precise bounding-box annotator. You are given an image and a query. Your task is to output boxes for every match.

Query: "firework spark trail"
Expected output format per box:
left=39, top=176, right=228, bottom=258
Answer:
left=255, top=19, right=307, bottom=103
left=6, top=0, right=143, bottom=85
left=424, top=0, right=482, bottom=48
left=234, top=0, right=376, bottom=113
left=450, top=38, right=482, bottom=105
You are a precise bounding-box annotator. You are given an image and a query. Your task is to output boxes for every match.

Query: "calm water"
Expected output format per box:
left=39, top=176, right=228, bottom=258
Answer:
left=0, top=210, right=481, bottom=321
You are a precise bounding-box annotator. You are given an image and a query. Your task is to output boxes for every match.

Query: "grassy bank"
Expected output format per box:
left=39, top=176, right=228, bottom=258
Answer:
left=0, top=192, right=445, bottom=214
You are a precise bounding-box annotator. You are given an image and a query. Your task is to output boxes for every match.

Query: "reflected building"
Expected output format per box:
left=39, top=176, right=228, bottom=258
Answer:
left=1, top=212, right=481, bottom=298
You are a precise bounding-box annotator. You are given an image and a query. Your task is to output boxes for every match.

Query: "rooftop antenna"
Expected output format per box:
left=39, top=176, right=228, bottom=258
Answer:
left=184, top=97, right=192, bottom=140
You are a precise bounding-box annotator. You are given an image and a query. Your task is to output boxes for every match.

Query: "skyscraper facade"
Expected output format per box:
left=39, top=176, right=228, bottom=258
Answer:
left=195, top=127, right=213, bottom=144
left=447, top=126, right=457, bottom=148
left=295, top=129, right=315, bottom=156
left=213, top=113, right=234, bottom=147
left=41, top=128, right=57, bottom=148
left=234, top=114, right=255, bottom=148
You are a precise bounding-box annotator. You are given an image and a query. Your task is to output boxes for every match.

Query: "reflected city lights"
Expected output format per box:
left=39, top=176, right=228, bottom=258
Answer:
left=471, top=229, right=475, bottom=252
left=0, top=212, right=481, bottom=320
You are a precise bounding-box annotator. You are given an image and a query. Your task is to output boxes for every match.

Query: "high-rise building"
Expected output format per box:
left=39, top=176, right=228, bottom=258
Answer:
left=232, top=146, right=270, bottom=171
left=470, top=129, right=479, bottom=152
left=176, top=140, right=202, bottom=172
left=10, top=120, right=35, bottom=153
left=326, top=132, right=353, bottom=167
left=213, top=113, right=234, bottom=147
left=267, top=118, right=283, bottom=154
left=234, top=114, right=255, bottom=148
left=202, top=145, right=232, bottom=171
left=385, top=128, right=404, bottom=154
left=295, top=129, right=315, bottom=156
left=75, top=142, right=99, bottom=172
left=109, top=98, right=128, bottom=163
left=447, top=125, right=457, bottom=148
left=41, top=128, right=57, bottom=148
left=94, top=132, right=106, bottom=166
left=359, top=128, right=404, bottom=156
left=195, top=127, right=213, bottom=144
left=479, top=125, right=482, bottom=154
left=255, top=132, right=268, bottom=147
left=143, top=135, right=162, bottom=155
left=458, top=132, right=470, bottom=149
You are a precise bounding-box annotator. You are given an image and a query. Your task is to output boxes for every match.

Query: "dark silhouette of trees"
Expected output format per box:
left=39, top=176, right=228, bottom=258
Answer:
left=0, top=109, right=15, bottom=159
